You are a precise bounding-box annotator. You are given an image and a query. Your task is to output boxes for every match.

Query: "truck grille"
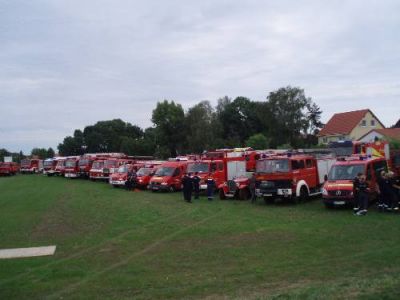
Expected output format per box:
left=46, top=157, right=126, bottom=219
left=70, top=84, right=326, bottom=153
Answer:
left=259, top=180, right=292, bottom=195
left=328, top=190, right=352, bottom=197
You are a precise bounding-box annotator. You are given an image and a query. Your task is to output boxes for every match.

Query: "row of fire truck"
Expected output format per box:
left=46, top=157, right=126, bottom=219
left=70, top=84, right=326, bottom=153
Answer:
left=2, top=141, right=399, bottom=209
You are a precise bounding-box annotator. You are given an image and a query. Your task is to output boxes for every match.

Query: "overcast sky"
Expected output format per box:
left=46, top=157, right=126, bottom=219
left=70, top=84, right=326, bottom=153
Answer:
left=1, top=0, right=399, bottom=152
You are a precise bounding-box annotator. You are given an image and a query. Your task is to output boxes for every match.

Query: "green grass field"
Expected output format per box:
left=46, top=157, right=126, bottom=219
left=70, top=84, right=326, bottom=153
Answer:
left=1, top=175, right=400, bottom=299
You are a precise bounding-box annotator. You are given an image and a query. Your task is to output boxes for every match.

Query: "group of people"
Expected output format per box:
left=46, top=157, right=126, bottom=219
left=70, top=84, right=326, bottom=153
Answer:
left=353, top=170, right=400, bottom=216
left=181, top=172, right=215, bottom=203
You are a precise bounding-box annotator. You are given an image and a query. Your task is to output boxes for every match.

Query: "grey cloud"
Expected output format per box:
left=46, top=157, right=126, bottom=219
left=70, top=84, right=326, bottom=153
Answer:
left=1, top=0, right=399, bottom=152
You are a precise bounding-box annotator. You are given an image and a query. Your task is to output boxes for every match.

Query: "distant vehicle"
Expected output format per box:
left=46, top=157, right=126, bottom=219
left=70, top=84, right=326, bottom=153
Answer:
left=0, top=162, right=19, bottom=176
left=109, top=164, right=136, bottom=187
left=89, top=160, right=106, bottom=180
left=54, top=158, right=66, bottom=176
left=322, top=155, right=388, bottom=208
left=64, top=156, right=81, bottom=178
left=255, top=153, right=336, bottom=204
left=43, top=157, right=64, bottom=176
left=135, top=162, right=162, bottom=189
left=148, top=160, right=190, bottom=192
left=20, top=159, right=43, bottom=174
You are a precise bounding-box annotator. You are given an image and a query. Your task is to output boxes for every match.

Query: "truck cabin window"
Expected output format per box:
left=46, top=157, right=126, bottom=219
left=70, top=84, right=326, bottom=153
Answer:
left=292, top=160, right=305, bottom=170
left=256, top=159, right=290, bottom=173
left=328, top=164, right=365, bottom=181
left=187, top=162, right=209, bottom=173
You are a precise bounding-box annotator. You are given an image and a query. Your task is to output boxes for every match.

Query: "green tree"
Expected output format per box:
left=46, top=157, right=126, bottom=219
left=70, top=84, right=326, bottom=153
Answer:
left=265, top=86, right=322, bottom=148
left=47, top=147, right=55, bottom=158
left=151, top=100, right=186, bottom=157
left=58, top=119, right=143, bottom=155
left=216, top=96, right=263, bottom=145
left=245, top=133, right=270, bottom=150
left=185, top=101, right=219, bottom=153
left=31, top=148, right=48, bottom=159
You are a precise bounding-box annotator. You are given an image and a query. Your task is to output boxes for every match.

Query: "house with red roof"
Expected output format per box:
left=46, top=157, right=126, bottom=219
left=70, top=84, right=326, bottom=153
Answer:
left=318, top=109, right=385, bottom=144
left=359, top=128, right=400, bottom=143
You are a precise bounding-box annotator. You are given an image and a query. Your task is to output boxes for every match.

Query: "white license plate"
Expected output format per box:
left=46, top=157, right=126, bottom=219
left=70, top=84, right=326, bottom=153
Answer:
left=334, top=201, right=346, bottom=205
left=263, top=194, right=272, bottom=197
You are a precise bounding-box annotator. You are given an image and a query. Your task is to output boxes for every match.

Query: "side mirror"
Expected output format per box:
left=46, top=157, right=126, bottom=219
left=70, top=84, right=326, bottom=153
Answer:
left=324, top=175, right=328, bottom=182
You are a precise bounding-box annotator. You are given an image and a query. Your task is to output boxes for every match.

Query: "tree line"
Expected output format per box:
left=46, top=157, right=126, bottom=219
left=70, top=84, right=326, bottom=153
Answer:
left=56, top=86, right=323, bottom=158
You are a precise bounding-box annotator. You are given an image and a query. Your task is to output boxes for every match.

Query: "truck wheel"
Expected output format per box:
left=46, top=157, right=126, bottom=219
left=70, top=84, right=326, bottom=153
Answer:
left=238, top=188, right=249, bottom=200
left=295, top=186, right=308, bottom=204
left=169, top=186, right=175, bottom=192
left=219, top=189, right=226, bottom=200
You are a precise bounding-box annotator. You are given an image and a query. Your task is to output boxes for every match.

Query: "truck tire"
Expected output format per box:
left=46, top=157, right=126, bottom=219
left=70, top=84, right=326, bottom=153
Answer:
left=295, top=186, right=308, bottom=204
left=238, top=188, right=249, bottom=200
left=219, top=189, right=226, bottom=200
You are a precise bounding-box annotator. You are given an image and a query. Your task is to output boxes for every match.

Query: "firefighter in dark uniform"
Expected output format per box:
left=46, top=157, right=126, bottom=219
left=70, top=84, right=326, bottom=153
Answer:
left=192, top=172, right=201, bottom=199
left=126, top=167, right=137, bottom=191
left=352, top=172, right=362, bottom=212
left=355, top=174, right=369, bottom=216
left=182, top=173, right=193, bottom=203
left=206, top=177, right=215, bottom=201
left=249, top=173, right=257, bottom=203
left=376, top=171, right=386, bottom=211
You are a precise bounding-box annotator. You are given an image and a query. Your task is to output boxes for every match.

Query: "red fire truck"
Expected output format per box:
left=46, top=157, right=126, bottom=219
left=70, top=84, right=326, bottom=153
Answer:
left=217, top=150, right=282, bottom=200
left=54, top=158, right=66, bottom=176
left=43, top=157, right=64, bottom=176
left=136, top=162, right=163, bottom=189
left=322, top=155, right=388, bottom=208
left=148, top=160, right=190, bottom=192
left=255, top=153, right=336, bottom=204
left=64, top=156, right=81, bottom=178
left=109, top=163, right=136, bottom=187
left=0, top=162, right=19, bottom=176
left=20, top=159, right=43, bottom=174
left=89, top=159, right=106, bottom=180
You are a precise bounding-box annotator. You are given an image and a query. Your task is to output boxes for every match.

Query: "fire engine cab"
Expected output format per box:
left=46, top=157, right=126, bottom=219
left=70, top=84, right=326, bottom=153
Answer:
left=322, top=155, right=388, bottom=208
left=255, top=153, right=336, bottom=203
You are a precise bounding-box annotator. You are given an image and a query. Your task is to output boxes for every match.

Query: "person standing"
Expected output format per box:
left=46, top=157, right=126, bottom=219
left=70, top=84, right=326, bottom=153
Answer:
left=206, top=177, right=215, bottom=201
left=355, top=174, right=369, bottom=216
left=192, top=172, right=200, bottom=200
left=182, top=173, right=193, bottom=203
left=353, top=172, right=362, bottom=212
left=126, top=167, right=137, bottom=191
left=249, top=173, right=257, bottom=203
left=376, top=171, right=386, bottom=211
left=386, top=171, right=400, bottom=211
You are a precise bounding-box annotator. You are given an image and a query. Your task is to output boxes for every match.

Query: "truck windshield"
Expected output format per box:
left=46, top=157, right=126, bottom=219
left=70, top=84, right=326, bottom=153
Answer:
left=117, top=165, right=128, bottom=173
left=92, top=161, right=104, bottom=169
left=56, top=160, right=65, bottom=167
left=21, top=159, right=30, bottom=167
left=328, top=164, right=365, bottom=180
left=105, top=160, right=117, bottom=168
left=79, top=159, right=89, bottom=166
left=256, top=159, right=290, bottom=173
left=44, top=160, right=53, bottom=167
left=65, top=160, right=76, bottom=167
left=187, top=162, right=209, bottom=173
left=154, top=167, right=174, bottom=176
left=137, top=167, right=152, bottom=176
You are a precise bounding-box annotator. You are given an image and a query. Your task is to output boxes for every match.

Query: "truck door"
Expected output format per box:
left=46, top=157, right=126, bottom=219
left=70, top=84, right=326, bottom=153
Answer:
left=173, top=167, right=182, bottom=189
